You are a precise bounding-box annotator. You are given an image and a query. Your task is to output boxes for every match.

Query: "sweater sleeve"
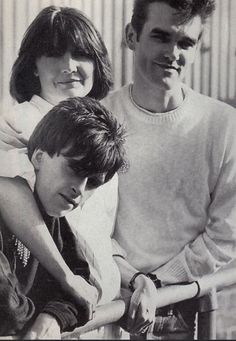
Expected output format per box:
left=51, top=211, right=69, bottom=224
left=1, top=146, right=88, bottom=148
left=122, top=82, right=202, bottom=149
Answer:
left=42, top=299, right=88, bottom=332
left=0, top=251, right=35, bottom=335
left=153, top=114, right=236, bottom=284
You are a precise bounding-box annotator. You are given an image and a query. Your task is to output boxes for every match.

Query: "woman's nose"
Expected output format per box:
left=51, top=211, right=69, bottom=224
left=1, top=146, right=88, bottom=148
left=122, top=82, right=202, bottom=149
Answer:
left=61, top=53, right=78, bottom=74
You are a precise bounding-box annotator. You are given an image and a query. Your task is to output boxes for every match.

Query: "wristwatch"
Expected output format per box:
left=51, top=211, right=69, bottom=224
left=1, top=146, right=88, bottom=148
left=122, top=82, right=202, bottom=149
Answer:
left=146, top=273, right=162, bottom=288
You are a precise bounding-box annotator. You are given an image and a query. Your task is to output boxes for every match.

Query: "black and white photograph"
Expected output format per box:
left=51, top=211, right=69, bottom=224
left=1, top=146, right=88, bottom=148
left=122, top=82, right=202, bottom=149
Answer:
left=0, top=0, right=236, bottom=339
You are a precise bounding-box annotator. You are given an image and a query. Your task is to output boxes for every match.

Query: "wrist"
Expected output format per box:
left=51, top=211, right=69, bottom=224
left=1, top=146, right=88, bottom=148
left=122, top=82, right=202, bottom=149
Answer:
left=128, top=272, right=146, bottom=292
left=128, top=272, right=162, bottom=292
left=146, top=273, right=162, bottom=289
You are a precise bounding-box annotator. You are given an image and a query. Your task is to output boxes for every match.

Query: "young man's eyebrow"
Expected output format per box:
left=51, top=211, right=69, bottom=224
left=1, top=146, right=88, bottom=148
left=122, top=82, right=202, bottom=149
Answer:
left=182, top=35, right=198, bottom=45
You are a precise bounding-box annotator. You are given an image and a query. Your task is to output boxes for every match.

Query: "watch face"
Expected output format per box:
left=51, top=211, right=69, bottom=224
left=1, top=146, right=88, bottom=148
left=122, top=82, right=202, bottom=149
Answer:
left=147, top=273, right=162, bottom=288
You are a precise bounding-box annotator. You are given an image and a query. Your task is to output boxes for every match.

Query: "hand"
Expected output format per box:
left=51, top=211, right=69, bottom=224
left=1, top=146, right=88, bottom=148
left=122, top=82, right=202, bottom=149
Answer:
left=63, top=275, right=99, bottom=321
left=0, top=115, right=27, bottom=149
left=23, top=313, right=61, bottom=339
left=127, top=274, right=157, bottom=335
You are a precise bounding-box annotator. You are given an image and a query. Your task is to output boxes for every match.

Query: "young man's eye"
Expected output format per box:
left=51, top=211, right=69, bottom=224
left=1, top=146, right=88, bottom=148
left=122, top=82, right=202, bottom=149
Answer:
left=178, top=40, right=195, bottom=50
left=87, top=176, right=105, bottom=190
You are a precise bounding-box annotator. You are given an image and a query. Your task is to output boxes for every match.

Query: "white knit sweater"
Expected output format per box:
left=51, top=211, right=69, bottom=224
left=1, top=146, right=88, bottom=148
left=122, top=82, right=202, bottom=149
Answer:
left=102, top=84, right=236, bottom=284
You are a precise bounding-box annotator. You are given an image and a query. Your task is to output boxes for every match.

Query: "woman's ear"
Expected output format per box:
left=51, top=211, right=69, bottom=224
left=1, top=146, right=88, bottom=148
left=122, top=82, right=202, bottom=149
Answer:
left=125, top=23, right=138, bottom=51
left=30, top=149, right=44, bottom=171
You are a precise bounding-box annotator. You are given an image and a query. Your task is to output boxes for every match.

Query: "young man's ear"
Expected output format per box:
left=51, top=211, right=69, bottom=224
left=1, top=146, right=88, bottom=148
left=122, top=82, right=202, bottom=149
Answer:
left=30, top=149, right=44, bottom=171
left=125, top=23, right=138, bottom=51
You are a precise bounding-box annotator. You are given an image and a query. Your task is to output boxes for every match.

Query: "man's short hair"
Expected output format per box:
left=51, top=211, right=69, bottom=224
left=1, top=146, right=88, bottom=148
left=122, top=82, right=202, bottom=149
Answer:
left=28, top=97, right=126, bottom=184
left=131, top=0, right=216, bottom=39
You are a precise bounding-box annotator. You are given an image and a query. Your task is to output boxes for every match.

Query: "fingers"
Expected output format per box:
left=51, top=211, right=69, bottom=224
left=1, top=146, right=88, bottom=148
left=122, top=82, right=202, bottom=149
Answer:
left=131, top=306, right=154, bottom=335
left=85, top=301, right=96, bottom=321
left=127, top=292, right=155, bottom=335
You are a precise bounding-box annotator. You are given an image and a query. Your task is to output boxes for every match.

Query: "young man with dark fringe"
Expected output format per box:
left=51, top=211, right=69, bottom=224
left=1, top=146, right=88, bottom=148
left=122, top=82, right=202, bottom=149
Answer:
left=0, top=96, right=126, bottom=339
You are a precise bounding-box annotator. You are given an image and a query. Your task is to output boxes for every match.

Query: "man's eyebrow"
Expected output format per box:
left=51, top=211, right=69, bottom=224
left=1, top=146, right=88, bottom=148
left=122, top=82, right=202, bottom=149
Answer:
left=150, top=28, right=170, bottom=37
left=150, top=28, right=199, bottom=45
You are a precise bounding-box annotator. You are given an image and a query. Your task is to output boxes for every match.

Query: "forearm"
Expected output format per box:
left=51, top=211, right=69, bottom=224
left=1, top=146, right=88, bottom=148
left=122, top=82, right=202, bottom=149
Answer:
left=0, top=177, right=74, bottom=284
left=113, top=254, right=139, bottom=289
left=153, top=231, right=235, bottom=285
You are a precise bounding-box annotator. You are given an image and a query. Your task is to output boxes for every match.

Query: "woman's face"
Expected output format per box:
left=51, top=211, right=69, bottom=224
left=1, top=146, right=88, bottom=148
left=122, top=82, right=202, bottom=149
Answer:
left=35, top=51, right=95, bottom=105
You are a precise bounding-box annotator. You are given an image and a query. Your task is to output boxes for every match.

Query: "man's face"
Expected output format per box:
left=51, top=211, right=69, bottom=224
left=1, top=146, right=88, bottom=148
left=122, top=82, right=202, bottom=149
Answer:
left=128, top=2, right=202, bottom=92
left=32, top=150, right=106, bottom=217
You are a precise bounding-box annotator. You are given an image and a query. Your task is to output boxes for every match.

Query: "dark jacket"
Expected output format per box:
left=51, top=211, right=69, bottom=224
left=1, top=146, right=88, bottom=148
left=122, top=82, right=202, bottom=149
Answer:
left=0, top=194, right=90, bottom=336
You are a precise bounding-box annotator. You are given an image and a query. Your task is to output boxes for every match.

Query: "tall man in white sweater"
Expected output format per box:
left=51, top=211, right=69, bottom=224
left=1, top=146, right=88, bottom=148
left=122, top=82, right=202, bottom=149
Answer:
left=103, top=0, right=236, bottom=339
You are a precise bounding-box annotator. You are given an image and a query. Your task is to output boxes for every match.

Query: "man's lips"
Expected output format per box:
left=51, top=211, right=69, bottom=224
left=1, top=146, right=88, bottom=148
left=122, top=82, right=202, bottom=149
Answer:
left=155, top=62, right=180, bottom=73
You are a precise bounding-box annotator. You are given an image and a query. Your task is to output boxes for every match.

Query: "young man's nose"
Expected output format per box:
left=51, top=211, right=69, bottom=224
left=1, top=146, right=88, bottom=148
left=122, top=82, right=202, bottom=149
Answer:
left=71, top=177, right=88, bottom=197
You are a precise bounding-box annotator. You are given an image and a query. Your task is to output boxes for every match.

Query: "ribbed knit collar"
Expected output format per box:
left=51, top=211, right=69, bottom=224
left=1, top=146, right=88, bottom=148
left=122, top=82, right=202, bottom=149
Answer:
left=127, top=83, right=192, bottom=124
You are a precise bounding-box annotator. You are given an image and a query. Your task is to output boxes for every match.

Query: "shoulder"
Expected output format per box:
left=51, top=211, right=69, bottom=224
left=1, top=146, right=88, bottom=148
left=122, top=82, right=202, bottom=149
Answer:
left=101, top=84, right=131, bottom=121
left=0, top=177, right=31, bottom=199
left=4, top=96, right=47, bottom=140
left=185, top=86, right=236, bottom=129
left=187, top=86, right=236, bottom=117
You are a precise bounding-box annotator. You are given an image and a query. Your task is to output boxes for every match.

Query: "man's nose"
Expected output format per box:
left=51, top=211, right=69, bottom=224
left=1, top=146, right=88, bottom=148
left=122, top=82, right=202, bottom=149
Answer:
left=163, top=43, right=180, bottom=61
left=72, top=177, right=88, bottom=197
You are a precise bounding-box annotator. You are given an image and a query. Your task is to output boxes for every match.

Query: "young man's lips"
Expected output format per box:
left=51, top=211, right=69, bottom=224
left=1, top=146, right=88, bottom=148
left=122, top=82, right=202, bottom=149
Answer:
left=60, top=193, right=79, bottom=208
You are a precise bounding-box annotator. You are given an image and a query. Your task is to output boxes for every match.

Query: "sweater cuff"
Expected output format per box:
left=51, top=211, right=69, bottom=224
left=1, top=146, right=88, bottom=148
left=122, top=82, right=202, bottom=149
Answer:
left=152, top=250, right=191, bottom=284
left=42, top=301, right=78, bottom=332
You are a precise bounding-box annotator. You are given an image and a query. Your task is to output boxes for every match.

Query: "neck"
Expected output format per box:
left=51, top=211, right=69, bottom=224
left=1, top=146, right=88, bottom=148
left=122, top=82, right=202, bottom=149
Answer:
left=131, top=82, right=184, bottom=113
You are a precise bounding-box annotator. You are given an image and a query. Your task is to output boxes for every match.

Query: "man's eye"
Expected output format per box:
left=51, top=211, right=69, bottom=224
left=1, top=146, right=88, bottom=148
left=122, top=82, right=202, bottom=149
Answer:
left=151, top=35, right=169, bottom=43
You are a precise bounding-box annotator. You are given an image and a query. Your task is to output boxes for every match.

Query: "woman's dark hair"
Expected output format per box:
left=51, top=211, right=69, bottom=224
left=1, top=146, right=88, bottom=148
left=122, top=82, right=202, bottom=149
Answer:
left=28, top=96, right=127, bottom=184
left=10, top=6, right=112, bottom=103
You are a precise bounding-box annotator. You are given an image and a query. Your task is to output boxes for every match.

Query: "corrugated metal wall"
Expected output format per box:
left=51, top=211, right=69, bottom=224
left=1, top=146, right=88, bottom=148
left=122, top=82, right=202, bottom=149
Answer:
left=0, top=0, right=235, bottom=112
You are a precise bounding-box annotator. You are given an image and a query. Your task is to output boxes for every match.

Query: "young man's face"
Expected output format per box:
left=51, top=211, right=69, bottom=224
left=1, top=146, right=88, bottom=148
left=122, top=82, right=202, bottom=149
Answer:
left=127, top=2, right=202, bottom=92
left=31, top=150, right=106, bottom=217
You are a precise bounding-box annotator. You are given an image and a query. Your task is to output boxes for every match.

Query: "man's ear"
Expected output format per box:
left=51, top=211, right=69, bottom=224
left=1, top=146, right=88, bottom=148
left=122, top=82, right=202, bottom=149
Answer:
left=125, top=23, right=138, bottom=51
left=30, top=149, right=44, bottom=171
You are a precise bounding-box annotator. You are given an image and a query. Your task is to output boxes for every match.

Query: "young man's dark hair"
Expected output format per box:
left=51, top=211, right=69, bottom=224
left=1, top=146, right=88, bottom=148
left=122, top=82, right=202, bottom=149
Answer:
left=28, top=96, right=126, bottom=185
left=131, top=0, right=215, bottom=39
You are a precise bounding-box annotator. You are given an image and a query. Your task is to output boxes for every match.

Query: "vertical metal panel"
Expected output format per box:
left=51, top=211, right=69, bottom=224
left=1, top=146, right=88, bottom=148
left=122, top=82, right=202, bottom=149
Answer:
left=210, top=1, right=220, bottom=99
left=200, top=19, right=211, bottom=96
left=112, top=0, right=123, bottom=89
left=122, top=0, right=133, bottom=85
left=228, top=0, right=236, bottom=102
left=0, top=0, right=235, bottom=113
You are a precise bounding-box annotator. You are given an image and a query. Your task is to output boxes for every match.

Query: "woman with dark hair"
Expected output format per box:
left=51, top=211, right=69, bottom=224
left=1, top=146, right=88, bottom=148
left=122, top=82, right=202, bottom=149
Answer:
left=0, top=6, right=121, bottom=331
